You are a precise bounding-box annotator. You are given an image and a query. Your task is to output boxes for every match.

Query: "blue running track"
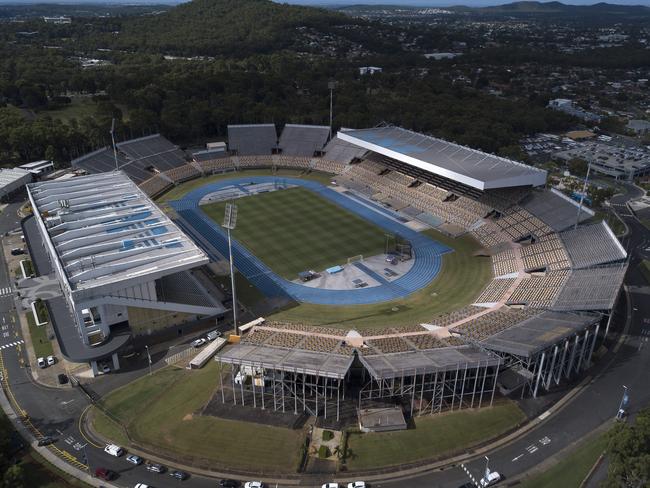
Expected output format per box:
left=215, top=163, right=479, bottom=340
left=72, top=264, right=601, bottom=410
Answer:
left=169, top=177, right=451, bottom=305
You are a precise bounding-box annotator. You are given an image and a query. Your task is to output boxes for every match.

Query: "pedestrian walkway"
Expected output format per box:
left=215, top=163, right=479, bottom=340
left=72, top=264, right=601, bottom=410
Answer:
left=0, top=339, right=24, bottom=350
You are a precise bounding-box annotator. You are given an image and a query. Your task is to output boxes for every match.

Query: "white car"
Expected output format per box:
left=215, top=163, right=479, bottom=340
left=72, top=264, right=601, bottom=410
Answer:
left=47, top=355, right=56, bottom=366
left=479, top=471, right=502, bottom=487
left=347, top=483, right=366, bottom=488
left=134, top=484, right=150, bottom=488
left=126, top=454, right=143, bottom=465
left=244, top=482, right=264, bottom=488
left=101, top=363, right=111, bottom=374
left=322, top=484, right=339, bottom=488
left=192, top=338, right=206, bottom=348
left=104, top=444, right=124, bottom=457
left=37, top=357, right=46, bottom=368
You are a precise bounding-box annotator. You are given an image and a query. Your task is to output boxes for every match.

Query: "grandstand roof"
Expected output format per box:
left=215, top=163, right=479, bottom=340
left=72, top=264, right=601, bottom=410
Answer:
left=217, top=343, right=353, bottom=379
left=522, top=188, right=593, bottom=231
left=560, top=221, right=627, bottom=269
left=228, top=124, right=277, bottom=156
left=481, top=311, right=600, bottom=357
left=553, top=264, right=627, bottom=311
left=27, top=171, right=208, bottom=298
left=117, top=134, right=186, bottom=171
left=0, top=168, right=32, bottom=198
left=279, top=124, right=330, bottom=157
left=323, top=134, right=368, bottom=164
left=358, top=346, right=499, bottom=378
left=338, top=126, right=548, bottom=190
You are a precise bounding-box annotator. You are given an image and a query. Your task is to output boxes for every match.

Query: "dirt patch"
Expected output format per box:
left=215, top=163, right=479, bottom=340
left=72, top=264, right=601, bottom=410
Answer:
left=182, top=413, right=193, bottom=421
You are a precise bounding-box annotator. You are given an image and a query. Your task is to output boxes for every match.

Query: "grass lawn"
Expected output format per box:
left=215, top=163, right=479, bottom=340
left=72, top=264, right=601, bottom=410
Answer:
left=202, top=186, right=387, bottom=279
left=26, top=311, right=53, bottom=358
left=270, top=231, right=491, bottom=329
left=346, top=400, right=525, bottom=470
left=22, top=450, right=91, bottom=488
left=38, top=98, right=98, bottom=123
left=93, top=361, right=303, bottom=472
left=160, top=168, right=334, bottom=202
left=519, top=430, right=608, bottom=488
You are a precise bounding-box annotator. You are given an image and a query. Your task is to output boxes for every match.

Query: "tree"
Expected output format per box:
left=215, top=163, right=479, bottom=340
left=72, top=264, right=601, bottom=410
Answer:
left=604, top=407, right=650, bottom=488
left=2, top=464, right=26, bottom=488
left=568, top=157, right=589, bottom=178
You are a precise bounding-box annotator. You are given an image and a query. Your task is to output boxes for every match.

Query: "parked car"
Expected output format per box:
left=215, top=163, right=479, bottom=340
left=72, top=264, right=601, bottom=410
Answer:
left=37, top=436, right=54, bottom=446
left=126, top=454, right=143, bottom=465
left=146, top=463, right=166, bottom=473
left=103, top=444, right=124, bottom=457
left=322, top=484, right=340, bottom=488
left=347, top=483, right=367, bottom=488
left=206, top=330, right=222, bottom=341
left=47, top=355, right=56, bottom=366
left=219, top=480, right=240, bottom=488
left=169, top=469, right=188, bottom=480
left=37, top=357, right=46, bottom=368
left=192, top=338, right=206, bottom=348
left=244, top=482, right=264, bottom=488
left=101, top=363, right=111, bottom=374
left=94, top=467, right=117, bottom=481
left=479, top=472, right=502, bottom=487
left=11, top=248, right=25, bottom=256
left=134, top=484, right=150, bottom=488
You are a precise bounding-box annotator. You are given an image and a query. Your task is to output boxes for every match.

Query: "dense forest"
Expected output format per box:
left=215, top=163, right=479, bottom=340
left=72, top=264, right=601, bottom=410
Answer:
left=0, top=0, right=592, bottom=166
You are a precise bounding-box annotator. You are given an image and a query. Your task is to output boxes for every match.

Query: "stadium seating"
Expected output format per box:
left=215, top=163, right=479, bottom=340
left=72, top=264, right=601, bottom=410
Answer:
left=560, top=221, right=627, bottom=269
left=164, top=164, right=202, bottom=184
left=117, top=134, right=187, bottom=171
left=429, top=306, right=484, bottom=327
left=197, top=157, right=236, bottom=174
left=366, top=336, right=412, bottom=354
left=228, top=124, right=277, bottom=155
left=278, top=124, right=330, bottom=157
left=475, top=278, right=517, bottom=303
left=491, top=249, right=518, bottom=276
left=520, top=233, right=571, bottom=271
left=452, top=307, right=540, bottom=340
left=322, top=135, right=367, bottom=164
left=140, top=174, right=173, bottom=198
left=507, top=270, right=571, bottom=308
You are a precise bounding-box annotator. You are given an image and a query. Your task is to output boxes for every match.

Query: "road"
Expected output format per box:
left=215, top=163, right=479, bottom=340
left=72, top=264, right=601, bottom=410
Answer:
left=1, top=184, right=649, bottom=488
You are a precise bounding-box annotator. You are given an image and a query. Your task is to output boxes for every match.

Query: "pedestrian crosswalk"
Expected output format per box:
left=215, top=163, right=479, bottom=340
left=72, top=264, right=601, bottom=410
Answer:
left=0, top=287, right=12, bottom=296
left=0, top=339, right=24, bottom=350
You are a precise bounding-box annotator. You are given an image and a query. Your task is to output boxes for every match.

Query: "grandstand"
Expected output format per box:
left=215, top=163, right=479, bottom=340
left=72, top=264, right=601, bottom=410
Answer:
left=227, top=124, right=277, bottom=155
left=25, top=171, right=225, bottom=375
left=67, top=124, right=624, bottom=416
left=278, top=124, right=330, bottom=156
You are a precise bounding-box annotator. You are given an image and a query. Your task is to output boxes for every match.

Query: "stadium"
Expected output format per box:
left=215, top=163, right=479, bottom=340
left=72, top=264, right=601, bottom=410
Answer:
left=25, top=123, right=627, bottom=428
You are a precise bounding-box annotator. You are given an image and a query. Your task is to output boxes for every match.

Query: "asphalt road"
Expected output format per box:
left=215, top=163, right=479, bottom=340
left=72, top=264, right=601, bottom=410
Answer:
left=1, top=185, right=649, bottom=488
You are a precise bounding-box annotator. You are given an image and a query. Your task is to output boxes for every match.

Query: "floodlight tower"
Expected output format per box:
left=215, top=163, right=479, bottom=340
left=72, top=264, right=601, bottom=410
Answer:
left=223, top=203, right=239, bottom=335
left=328, top=80, right=337, bottom=140
left=110, top=118, right=119, bottom=171
left=574, top=161, right=592, bottom=230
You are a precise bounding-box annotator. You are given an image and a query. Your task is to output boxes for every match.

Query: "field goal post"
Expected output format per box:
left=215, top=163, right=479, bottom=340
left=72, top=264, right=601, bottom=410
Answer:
left=347, top=254, right=364, bottom=265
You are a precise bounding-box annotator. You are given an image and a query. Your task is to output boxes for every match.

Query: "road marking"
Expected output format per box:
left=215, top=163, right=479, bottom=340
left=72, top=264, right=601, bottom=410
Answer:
left=526, top=444, right=539, bottom=453
left=539, top=436, right=551, bottom=445
left=538, top=411, right=551, bottom=420
left=0, top=340, right=24, bottom=350
left=512, top=454, right=524, bottom=462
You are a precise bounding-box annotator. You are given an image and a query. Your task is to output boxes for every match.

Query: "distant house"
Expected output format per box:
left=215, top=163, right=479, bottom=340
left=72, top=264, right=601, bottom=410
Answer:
left=548, top=99, right=601, bottom=123
left=627, top=119, right=650, bottom=135
left=424, top=52, right=462, bottom=60
left=43, top=16, right=71, bottom=24
left=359, top=66, right=382, bottom=76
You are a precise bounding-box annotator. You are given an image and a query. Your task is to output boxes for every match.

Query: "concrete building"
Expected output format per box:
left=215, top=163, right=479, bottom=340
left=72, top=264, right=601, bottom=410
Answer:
left=548, top=99, right=601, bottom=123
left=0, top=168, right=32, bottom=201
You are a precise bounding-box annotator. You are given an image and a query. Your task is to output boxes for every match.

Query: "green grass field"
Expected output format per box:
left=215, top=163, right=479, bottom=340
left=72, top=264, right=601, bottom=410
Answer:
left=519, top=430, right=608, bottom=488
left=271, top=230, right=491, bottom=329
left=26, top=311, right=53, bottom=358
left=346, top=401, right=525, bottom=470
left=92, top=361, right=304, bottom=472
left=202, top=187, right=387, bottom=279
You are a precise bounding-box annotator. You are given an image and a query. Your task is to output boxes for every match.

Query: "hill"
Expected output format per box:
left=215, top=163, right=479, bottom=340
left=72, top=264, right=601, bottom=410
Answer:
left=115, top=0, right=357, bottom=57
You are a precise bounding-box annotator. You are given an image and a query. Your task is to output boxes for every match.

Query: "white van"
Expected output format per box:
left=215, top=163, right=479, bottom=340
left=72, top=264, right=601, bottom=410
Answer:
left=104, top=444, right=124, bottom=457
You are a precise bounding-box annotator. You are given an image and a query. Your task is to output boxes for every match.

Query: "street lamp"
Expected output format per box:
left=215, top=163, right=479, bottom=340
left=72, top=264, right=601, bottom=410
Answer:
left=617, top=385, right=629, bottom=419
left=223, top=203, right=239, bottom=336
left=484, top=455, right=490, bottom=478
left=145, top=345, right=152, bottom=376
left=574, top=161, right=592, bottom=229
